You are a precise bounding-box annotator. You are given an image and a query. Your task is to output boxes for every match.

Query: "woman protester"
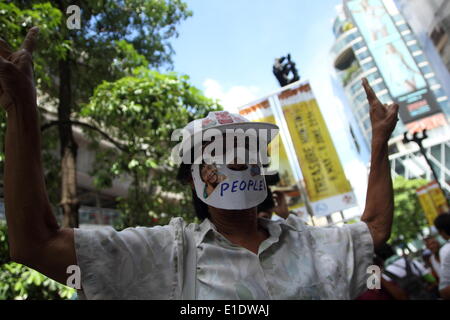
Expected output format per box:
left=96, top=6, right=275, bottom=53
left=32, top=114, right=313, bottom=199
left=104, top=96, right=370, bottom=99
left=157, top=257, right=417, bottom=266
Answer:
left=1, top=28, right=399, bottom=299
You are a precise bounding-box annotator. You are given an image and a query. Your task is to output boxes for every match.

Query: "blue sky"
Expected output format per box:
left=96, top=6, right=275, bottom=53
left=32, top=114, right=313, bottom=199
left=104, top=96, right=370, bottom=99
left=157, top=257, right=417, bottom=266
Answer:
left=172, top=0, right=342, bottom=100
left=170, top=0, right=369, bottom=218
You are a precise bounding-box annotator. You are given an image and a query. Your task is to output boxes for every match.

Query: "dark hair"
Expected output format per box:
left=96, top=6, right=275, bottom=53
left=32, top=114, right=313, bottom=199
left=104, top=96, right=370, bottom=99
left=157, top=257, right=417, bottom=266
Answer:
left=375, top=243, right=395, bottom=261
left=177, top=163, right=211, bottom=220
left=257, top=187, right=275, bottom=213
left=434, top=213, right=450, bottom=236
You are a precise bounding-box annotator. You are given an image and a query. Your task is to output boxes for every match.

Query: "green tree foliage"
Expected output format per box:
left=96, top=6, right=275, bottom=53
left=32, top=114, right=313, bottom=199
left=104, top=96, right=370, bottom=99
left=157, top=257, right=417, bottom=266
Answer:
left=0, top=0, right=193, bottom=227
left=390, top=176, right=429, bottom=245
left=83, top=68, right=221, bottom=227
left=0, top=0, right=204, bottom=298
left=0, top=222, right=75, bottom=300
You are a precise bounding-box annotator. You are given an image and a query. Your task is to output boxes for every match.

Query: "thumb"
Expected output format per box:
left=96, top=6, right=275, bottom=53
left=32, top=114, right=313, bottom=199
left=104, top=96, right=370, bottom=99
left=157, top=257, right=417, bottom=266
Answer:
left=0, top=54, right=8, bottom=68
left=21, top=26, right=40, bottom=54
left=0, top=55, right=11, bottom=79
left=0, top=55, right=17, bottom=90
left=390, top=103, right=399, bottom=117
left=387, top=104, right=400, bottom=124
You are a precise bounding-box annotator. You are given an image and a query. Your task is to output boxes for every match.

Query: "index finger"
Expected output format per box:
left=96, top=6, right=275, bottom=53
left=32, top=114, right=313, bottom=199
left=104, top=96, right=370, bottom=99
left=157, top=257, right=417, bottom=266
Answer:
left=362, top=78, right=379, bottom=104
left=20, top=27, right=39, bottom=54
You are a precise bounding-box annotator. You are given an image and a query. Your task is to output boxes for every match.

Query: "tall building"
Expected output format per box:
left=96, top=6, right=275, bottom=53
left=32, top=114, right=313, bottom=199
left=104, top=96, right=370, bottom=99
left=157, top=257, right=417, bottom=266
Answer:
left=331, top=0, right=450, bottom=194
left=395, top=0, right=450, bottom=76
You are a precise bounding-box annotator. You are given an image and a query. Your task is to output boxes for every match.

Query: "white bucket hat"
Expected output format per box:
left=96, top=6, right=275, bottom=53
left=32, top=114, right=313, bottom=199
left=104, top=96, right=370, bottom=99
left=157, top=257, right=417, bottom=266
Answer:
left=177, top=111, right=279, bottom=163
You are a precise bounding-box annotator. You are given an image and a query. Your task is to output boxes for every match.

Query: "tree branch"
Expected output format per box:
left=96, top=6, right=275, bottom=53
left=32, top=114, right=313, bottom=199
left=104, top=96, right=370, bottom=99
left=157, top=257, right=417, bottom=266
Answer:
left=41, top=120, right=129, bottom=153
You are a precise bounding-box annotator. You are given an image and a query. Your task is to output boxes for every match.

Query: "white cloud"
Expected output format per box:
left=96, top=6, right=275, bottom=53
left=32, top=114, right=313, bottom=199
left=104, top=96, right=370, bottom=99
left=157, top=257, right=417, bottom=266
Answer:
left=343, top=158, right=369, bottom=214
left=202, top=78, right=262, bottom=114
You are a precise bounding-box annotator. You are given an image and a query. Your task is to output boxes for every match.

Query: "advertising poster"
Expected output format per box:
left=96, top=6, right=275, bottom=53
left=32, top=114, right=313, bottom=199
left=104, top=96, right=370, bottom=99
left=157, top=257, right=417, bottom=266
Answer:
left=347, top=0, right=443, bottom=130
left=416, top=185, right=439, bottom=226
left=278, top=83, right=356, bottom=217
left=427, top=181, right=449, bottom=214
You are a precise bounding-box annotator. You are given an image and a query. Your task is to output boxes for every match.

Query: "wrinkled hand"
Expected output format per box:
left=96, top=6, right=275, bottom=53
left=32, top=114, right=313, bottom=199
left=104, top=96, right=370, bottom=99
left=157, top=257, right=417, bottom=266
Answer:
left=362, top=77, right=399, bottom=143
left=273, top=191, right=289, bottom=219
left=0, top=27, right=39, bottom=112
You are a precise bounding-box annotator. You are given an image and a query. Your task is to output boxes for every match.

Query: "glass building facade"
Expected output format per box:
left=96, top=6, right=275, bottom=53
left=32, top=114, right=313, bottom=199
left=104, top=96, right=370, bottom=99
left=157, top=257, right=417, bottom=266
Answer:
left=331, top=0, right=450, bottom=194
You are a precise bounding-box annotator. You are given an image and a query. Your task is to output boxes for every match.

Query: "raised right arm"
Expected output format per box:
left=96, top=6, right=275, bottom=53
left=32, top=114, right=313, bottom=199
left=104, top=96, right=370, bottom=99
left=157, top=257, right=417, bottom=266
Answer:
left=1, top=27, right=77, bottom=285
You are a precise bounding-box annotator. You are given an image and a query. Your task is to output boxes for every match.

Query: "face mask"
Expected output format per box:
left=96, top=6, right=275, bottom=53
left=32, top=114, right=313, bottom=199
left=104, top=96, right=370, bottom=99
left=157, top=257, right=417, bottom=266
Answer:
left=191, top=162, right=267, bottom=210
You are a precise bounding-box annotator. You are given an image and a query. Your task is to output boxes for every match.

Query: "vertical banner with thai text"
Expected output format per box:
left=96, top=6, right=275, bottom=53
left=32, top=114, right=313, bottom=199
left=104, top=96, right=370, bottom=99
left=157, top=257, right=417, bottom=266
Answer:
left=278, top=83, right=356, bottom=217
left=239, top=99, right=306, bottom=211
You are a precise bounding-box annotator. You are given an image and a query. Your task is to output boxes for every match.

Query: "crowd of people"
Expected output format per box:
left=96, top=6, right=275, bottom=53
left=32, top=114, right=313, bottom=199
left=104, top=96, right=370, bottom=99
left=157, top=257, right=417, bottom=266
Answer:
left=257, top=190, right=450, bottom=300
left=1, top=26, right=448, bottom=301
left=355, top=213, right=450, bottom=300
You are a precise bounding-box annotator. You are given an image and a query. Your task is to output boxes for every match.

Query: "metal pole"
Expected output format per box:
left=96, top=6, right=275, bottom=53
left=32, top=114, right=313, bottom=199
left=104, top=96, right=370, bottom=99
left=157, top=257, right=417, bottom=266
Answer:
left=403, top=130, right=450, bottom=207
left=326, top=215, right=333, bottom=226
left=417, top=141, right=441, bottom=188
left=296, top=180, right=315, bottom=226
left=340, top=210, right=345, bottom=223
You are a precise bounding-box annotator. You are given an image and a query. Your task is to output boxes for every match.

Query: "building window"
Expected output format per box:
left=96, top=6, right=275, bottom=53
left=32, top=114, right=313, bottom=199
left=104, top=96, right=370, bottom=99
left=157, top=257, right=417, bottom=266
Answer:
left=358, top=103, right=369, bottom=119
left=350, top=81, right=361, bottom=96
left=363, top=118, right=371, bottom=131
left=365, top=72, right=380, bottom=83
left=398, top=23, right=410, bottom=32
left=414, top=54, right=427, bottom=63
left=392, top=15, right=404, bottom=22
left=353, top=41, right=365, bottom=50
left=427, top=77, right=439, bottom=87
left=433, top=88, right=446, bottom=97
left=439, top=100, right=450, bottom=115
left=355, top=91, right=367, bottom=104
left=357, top=50, right=370, bottom=60
left=403, top=33, right=415, bottom=42
left=409, top=44, right=421, bottom=52
left=420, top=65, right=433, bottom=74
left=394, top=158, right=406, bottom=175
left=371, top=82, right=386, bottom=93
left=388, top=143, right=398, bottom=155
left=361, top=60, right=376, bottom=70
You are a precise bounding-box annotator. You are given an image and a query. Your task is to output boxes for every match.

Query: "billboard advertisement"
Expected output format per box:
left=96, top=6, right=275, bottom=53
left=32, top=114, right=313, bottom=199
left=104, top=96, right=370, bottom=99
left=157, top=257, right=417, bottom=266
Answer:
left=278, top=83, right=357, bottom=217
left=347, top=0, right=444, bottom=129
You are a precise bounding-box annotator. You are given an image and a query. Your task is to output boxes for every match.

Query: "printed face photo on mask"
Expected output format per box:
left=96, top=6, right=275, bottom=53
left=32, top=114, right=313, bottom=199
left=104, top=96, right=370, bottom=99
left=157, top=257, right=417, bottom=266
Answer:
left=199, top=163, right=227, bottom=198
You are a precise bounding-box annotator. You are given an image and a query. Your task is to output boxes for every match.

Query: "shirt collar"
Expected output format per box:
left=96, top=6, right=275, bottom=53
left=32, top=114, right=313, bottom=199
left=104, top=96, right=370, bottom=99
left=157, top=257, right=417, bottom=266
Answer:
left=194, top=216, right=297, bottom=246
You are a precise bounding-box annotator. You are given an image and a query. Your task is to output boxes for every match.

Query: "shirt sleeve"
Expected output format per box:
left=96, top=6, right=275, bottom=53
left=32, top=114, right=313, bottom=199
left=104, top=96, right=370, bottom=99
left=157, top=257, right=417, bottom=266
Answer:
left=73, top=221, right=181, bottom=300
left=305, top=221, right=374, bottom=299
left=439, top=245, right=450, bottom=290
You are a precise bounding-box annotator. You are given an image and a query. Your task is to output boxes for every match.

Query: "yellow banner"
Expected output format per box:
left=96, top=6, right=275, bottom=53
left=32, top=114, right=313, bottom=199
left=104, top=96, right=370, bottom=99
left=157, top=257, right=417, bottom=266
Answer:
left=280, top=89, right=352, bottom=203
left=417, top=185, right=439, bottom=226
left=254, top=114, right=295, bottom=187
left=427, top=181, right=449, bottom=214
left=239, top=99, right=305, bottom=211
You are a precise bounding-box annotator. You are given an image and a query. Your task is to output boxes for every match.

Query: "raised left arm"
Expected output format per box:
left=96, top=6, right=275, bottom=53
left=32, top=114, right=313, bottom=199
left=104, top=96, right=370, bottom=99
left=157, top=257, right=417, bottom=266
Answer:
left=360, top=78, right=399, bottom=250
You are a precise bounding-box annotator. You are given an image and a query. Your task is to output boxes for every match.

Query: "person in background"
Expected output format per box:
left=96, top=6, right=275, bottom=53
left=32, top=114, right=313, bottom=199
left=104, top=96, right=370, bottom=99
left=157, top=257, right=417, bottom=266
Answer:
left=434, top=213, right=450, bottom=299
left=1, top=27, right=398, bottom=300
left=257, top=188, right=290, bottom=220
left=380, top=243, right=437, bottom=299
left=422, top=250, right=433, bottom=274
left=424, top=235, right=442, bottom=281
left=356, top=244, right=408, bottom=300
